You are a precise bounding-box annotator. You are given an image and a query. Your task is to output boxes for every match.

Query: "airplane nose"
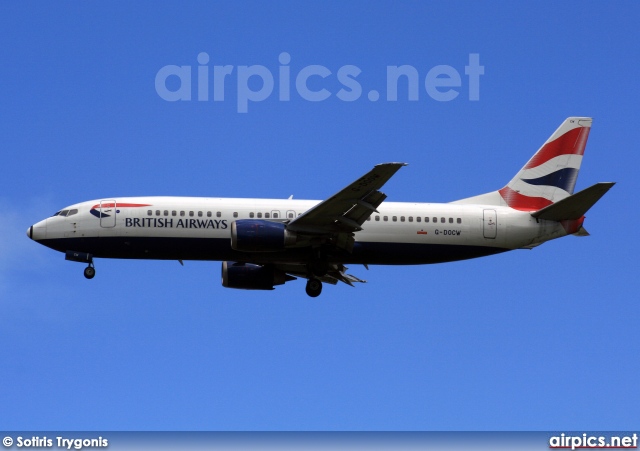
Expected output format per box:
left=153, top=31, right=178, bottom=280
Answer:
left=28, top=220, right=47, bottom=241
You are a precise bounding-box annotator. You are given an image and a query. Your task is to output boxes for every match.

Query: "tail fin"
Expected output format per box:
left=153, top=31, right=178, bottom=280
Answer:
left=453, top=117, right=593, bottom=208
left=498, top=117, right=592, bottom=211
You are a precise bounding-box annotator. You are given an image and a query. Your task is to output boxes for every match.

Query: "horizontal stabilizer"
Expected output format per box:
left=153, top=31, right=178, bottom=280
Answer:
left=531, top=182, right=615, bottom=221
left=573, top=226, right=590, bottom=237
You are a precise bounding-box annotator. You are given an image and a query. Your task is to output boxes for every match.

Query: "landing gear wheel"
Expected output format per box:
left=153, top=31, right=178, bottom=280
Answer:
left=305, top=279, right=322, bottom=298
left=84, top=266, right=95, bottom=279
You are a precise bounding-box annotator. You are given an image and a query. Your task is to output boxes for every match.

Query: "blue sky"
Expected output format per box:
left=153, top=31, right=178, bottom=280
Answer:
left=1, top=1, right=638, bottom=431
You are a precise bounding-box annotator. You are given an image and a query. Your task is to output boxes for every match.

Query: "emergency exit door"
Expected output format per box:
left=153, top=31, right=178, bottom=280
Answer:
left=483, top=209, right=497, bottom=239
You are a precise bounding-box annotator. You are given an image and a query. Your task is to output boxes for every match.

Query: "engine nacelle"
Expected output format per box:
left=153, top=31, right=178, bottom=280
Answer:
left=230, top=219, right=297, bottom=252
left=221, top=261, right=293, bottom=290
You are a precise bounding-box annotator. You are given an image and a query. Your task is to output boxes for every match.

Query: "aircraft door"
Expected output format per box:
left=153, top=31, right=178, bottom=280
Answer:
left=100, top=199, right=117, bottom=228
left=483, top=209, right=497, bottom=239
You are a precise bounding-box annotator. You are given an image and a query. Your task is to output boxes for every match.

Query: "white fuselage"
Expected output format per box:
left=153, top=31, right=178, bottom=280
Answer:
left=30, top=196, right=568, bottom=265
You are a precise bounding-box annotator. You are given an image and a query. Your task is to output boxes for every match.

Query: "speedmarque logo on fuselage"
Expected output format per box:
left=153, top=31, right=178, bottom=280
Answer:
left=89, top=203, right=151, bottom=219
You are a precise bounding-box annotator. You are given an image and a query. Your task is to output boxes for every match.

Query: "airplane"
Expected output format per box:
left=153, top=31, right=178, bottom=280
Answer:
left=27, top=117, right=614, bottom=297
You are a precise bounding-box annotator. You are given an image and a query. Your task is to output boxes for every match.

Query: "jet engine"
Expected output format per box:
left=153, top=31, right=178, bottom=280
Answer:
left=230, top=219, right=297, bottom=252
left=221, top=261, right=295, bottom=290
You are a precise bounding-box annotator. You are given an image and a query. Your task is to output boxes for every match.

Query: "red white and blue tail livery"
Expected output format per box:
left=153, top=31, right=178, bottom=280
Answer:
left=27, top=118, right=614, bottom=297
left=500, top=117, right=591, bottom=210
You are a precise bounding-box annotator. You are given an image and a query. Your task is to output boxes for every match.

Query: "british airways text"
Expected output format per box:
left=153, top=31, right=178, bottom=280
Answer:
left=125, top=218, right=228, bottom=229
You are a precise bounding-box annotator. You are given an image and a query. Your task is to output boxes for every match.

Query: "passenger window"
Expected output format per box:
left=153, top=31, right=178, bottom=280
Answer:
left=416, top=217, right=421, bottom=223
left=384, top=216, right=388, bottom=221
left=408, top=216, right=413, bottom=222
left=441, top=217, right=445, bottom=223
left=164, top=210, right=169, bottom=216
left=189, top=211, right=194, bottom=217
left=449, top=218, right=453, bottom=223
left=400, top=216, right=405, bottom=222
left=198, top=211, right=203, bottom=217
left=147, top=210, right=152, bottom=216
left=172, top=211, right=177, bottom=216
left=257, top=212, right=262, bottom=218
left=206, top=211, right=212, bottom=217
left=433, top=217, right=437, bottom=223
left=217, top=212, right=221, bottom=218
left=249, top=212, right=254, bottom=218
left=180, top=211, right=185, bottom=217
left=367, top=217, right=371, bottom=221
left=375, top=216, right=380, bottom=221
left=273, top=212, right=278, bottom=219
left=457, top=218, right=461, bottom=224
left=156, top=210, right=161, bottom=216
left=233, top=212, right=238, bottom=218
left=425, top=217, right=429, bottom=223
left=265, top=213, right=270, bottom=218
left=288, top=212, right=294, bottom=219
left=392, top=216, right=397, bottom=222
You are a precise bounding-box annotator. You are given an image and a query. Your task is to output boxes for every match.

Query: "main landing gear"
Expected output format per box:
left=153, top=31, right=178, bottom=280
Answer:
left=305, top=278, right=322, bottom=297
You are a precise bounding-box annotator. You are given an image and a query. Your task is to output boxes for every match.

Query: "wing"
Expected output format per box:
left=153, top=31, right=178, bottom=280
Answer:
left=287, top=162, right=407, bottom=251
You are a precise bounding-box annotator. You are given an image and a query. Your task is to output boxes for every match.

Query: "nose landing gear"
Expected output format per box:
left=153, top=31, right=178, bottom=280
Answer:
left=83, top=263, right=96, bottom=279
left=65, top=251, right=96, bottom=280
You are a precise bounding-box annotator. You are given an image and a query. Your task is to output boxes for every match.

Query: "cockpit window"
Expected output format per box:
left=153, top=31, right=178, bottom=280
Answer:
left=52, top=209, right=78, bottom=217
